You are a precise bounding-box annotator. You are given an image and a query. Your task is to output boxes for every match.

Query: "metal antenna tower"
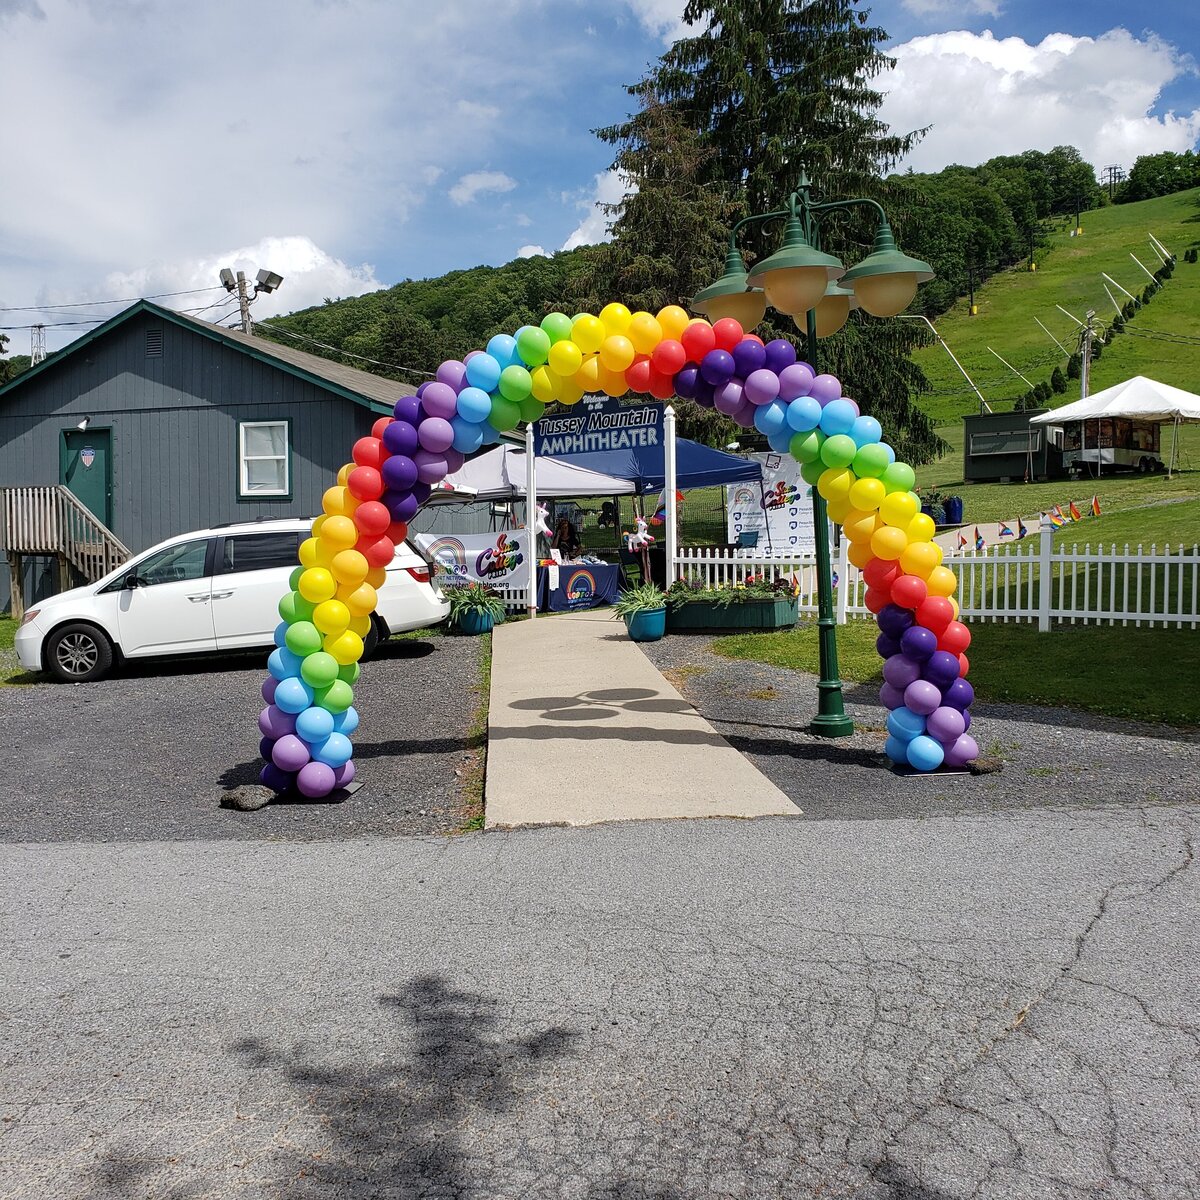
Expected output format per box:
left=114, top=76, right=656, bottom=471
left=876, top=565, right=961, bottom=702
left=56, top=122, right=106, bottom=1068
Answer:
left=30, top=324, right=46, bottom=364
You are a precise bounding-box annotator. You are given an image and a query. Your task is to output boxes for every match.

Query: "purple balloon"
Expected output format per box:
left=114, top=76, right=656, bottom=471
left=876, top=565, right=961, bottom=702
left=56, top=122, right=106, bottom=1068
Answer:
left=763, top=338, right=798, bottom=374
left=385, top=490, right=419, bottom=523
left=259, top=736, right=276, bottom=763
left=963, top=710, right=972, bottom=732
left=904, top=679, right=942, bottom=717
left=732, top=338, right=767, bottom=378
left=943, top=677, right=975, bottom=712
left=414, top=382, right=429, bottom=399
left=260, top=763, right=294, bottom=793
left=413, top=449, right=449, bottom=485
left=442, top=448, right=465, bottom=474
left=882, top=654, right=922, bottom=689
left=945, top=732, right=979, bottom=768
left=417, top=416, right=454, bottom=453
left=900, top=624, right=938, bottom=662
left=693, top=378, right=716, bottom=407
left=876, top=632, right=901, bottom=659
left=923, top=650, right=962, bottom=692
left=393, top=395, right=421, bottom=424
left=674, top=365, right=700, bottom=399
left=809, top=373, right=842, bottom=403
left=927, top=705, right=966, bottom=745
left=297, top=760, right=337, bottom=798
left=420, top=382, right=459, bottom=420
left=272, top=733, right=310, bottom=773
left=700, top=348, right=736, bottom=385
left=714, top=380, right=745, bottom=416
left=261, top=676, right=278, bottom=704
left=778, top=362, right=815, bottom=401
left=436, top=360, right=468, bottom=393
left=332, top=759, right=356, bottom=787
left=732, top=400, right=757, bottom=428
left=382, top=454, right=418, bottom=492
left=411, top=480, right=431, bottom=504
left=383, top=418, right=419, bottom=457
left=744, top=368, right=781, bottom=406
left=258, top=704, right=296, bottom=739
left=843, top=396, right=861, bottom=418
left=879, top=682, right=907, bottom=710
left=877, top=604, right=915, bottom=640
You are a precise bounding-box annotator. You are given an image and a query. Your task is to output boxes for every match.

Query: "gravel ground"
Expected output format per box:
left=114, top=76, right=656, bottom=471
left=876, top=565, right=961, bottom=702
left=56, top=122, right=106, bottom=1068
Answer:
left=0, top=634, right=485, bottom=843
left=640, top=634, right=1200, bottom=821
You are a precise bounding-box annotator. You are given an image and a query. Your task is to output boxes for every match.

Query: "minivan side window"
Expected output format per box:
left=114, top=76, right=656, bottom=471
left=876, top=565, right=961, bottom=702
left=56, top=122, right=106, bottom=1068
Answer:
left=135, top=539, right=211, bottom=587
left=219, top=532, right=301, bottom=574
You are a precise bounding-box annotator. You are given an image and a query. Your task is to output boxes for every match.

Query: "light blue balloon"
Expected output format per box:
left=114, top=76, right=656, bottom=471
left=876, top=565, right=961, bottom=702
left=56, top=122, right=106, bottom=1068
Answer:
left=456, top=385, right=493, bottom=424
left=754, top=399, right=789, bottom=437
left=451, top=416, right=485, bottom=455
left=766, top=427, right=794, bottom=454
left=275, top=676, right=315, bottom=715
left=295, top=705, right=335, bottom=745
left=268, top=647, right=303, bottom=681
left=850, top=415, right=883, bottom=448
left=906, top=734, right=945, bottom=773
left=313, top=731, right=353, bottom=768
left=273, top=621, right=289, bottom=649
left=882, top=442, right=897, bottom=464
left=785, top=395, right=822, bottom=433
left=332, top=706, right=360, bottom=736
left=486, top=334, right=518, bottom=370
left=818, top=398, right=857, bottom=437
left=479, top=421, right=501, bottom=446
left=465, top=352, right=502, bottom=392
left=884, top=734, right=910, bottom=765
left=887, top=706, right=926, bottom=742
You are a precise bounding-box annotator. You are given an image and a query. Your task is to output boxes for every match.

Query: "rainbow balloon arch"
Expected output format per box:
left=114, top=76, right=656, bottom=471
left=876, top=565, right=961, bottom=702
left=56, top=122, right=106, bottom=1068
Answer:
left=256, top=303, right=979, bottom=798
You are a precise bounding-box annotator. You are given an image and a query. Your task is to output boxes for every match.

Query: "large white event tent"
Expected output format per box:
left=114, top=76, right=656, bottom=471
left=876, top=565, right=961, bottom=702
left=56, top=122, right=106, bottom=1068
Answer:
left=1030, top=376, right=1200, bottom=477
left=431, top=444, right=636, bottom=501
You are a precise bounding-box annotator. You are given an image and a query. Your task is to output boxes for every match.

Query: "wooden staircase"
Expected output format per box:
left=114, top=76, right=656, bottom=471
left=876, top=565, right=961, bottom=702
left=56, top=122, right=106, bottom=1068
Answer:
left=2, top=486, right=132, bottom=619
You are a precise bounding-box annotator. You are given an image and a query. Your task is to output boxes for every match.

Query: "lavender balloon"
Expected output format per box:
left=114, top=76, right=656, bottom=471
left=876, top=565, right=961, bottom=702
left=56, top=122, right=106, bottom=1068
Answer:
left=436, top=360, right=468, bottom=393
left=778, top=362, right=815, bottom=401
left=261, top=677, right=278, bottom=704
left=763, top=338, right=798, bottom=374
left=809, top=373, right=842, bottom=403
left=419, top=382, right=459, bottom=420
left=903, top=679, right=942, bottom=716
left=927, top=706, right=966, bottom=744
left=332, top=760, right=357, bottom=787
left=442, top=448, right=465, bottom=475
left=297, top=760, right=336, bottom=799
left=744, top=368, right=781, bottom=406
left=272, top=734, right=311, bottom=773
left=882, top=654, right=922, bottom=689
left=417, top=417, right=454, bottom=454
left=258, top=704, right=296, bottom=739
left=413, top=449, right=450, bottom=485
left=900, top=624, right=938, bottom=662
left=732, top=400, right=757, bottom=428
left=945, top=733, right=979, bottom=768
left=879, top=682, right=906, bottom=710
left=714, top=380, right=745, bottom=416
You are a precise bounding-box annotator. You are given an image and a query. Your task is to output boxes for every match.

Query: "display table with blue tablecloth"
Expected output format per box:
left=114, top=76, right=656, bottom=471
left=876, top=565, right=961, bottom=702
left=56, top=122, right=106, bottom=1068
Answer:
left=538, top=562, right=622, bottom=612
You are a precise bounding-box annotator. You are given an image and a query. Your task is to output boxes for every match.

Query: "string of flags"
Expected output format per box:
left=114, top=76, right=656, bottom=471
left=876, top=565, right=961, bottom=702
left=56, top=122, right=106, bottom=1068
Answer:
left=960, top=497, right=1102, bottom=550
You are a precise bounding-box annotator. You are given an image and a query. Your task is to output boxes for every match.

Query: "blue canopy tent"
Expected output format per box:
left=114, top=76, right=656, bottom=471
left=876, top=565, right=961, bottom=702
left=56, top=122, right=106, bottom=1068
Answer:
left=547, top=437, right=762, bottom=494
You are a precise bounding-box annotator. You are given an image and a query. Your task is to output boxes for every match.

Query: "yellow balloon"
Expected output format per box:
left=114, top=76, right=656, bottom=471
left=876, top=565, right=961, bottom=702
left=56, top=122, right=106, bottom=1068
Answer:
left=324, top=630, right=364, bottom=666
left=900, top=540, right=942, bottom=579
left=298, top=566, right=337, bottom=604
left=311, top=515, right=327, bottom=539
left=949, top=595, right=960, bottom=620
left=530, top=364, right=558, bottom=403
left=907, top=513, right=936, bottom=543
left=870, top=525, right=908, bottom=561
left=312, top=598, right=351, bottom=636
left=598, top=364, right=627, bottom=397
left=321, top=515, right=358, bottom=552
left=656, top=305, right=690, bottom=340
left=627, top=311, right=663, bottom=355
left=574, top=355, right=601, bottom=391
left=848, top=540, right=875, bottom=569
left=339, top=581, right=378, bottom=617
left=848, top=477, right=886, bottom=513
left=299, top=537, right=333, bottom=569
left=331, top=548, right=369, bottom=586
left=571, top=314, right=606, bottom=354
left=322, top=485, right=351, bottom=517
left=349, top=614, right=372, bottom=637
left=599, top=302, right=632, bottom=336
left=843, top=509, right=880, bottom=544
left=926, top=565, right=958, bottom=598
left=557, top=378, right=585, bottom=406
left=879, top=491, right=920, bottom=528
left=336, top=463, right=354, bottom=487
left=825, top=496, right=854, bottom=523
left=817, top=466, right=854, bottom=502
left=599, top=334, right=636, bottom=373
left=548, top=339, right=583, bottom=378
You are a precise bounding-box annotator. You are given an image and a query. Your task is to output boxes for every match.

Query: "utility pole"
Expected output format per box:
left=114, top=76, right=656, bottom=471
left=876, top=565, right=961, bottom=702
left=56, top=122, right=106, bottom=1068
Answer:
left=235, top=271, right=253, bottom=335
left=218, top=266, right=284, bottom=336
left=1101, top=165, right=1125, bottom=200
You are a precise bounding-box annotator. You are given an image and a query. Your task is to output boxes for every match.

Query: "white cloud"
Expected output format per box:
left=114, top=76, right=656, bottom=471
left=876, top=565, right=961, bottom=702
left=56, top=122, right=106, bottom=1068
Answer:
left=449, top=170, right=518, bottom=206
left=456, top=99, right=499, bottom=120
left=901, top=0, right=1002, bottom=17
left=515, top=213, right=533, bottom=227
left=879, top=28, right=1200, bottom=173
left=517, top=244, right=548, bottom=258
left=623, top=0, right=690, bottom=44
left=561, top=170, right=634, bottom=251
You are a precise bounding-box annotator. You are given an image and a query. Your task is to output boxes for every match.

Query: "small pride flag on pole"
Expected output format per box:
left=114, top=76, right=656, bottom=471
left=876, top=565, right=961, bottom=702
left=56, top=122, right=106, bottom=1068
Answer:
left=1053, top=504, right=1071, bottom=524
left=975, top=526, right=986, bottom=550
left=1091, top=494, right=1102, bottom=517
left=958, top=531, right=968, bottom=548
left=1069, top=500, right=1083, bottom=521
left=1047, top=509, right=1066, bottom=528
left=1017, top=517, right=1028, bottom=539
left=998, top=522, right=1015, bottom=538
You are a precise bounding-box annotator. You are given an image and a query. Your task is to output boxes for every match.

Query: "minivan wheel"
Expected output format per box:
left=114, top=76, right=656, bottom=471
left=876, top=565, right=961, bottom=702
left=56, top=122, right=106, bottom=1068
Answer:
left=46, top=622, right=114, bottom=683
left=360, top=615, right=384, bottom=661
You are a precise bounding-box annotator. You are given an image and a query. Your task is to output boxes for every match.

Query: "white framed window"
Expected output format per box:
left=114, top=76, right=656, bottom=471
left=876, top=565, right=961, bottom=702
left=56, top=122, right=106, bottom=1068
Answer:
left=238, top=420, right=290, bottom=497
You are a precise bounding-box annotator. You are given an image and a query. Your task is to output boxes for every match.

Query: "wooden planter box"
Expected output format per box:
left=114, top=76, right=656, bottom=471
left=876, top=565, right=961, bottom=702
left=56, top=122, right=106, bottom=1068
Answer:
left=667, top=596, right=798, bottom=633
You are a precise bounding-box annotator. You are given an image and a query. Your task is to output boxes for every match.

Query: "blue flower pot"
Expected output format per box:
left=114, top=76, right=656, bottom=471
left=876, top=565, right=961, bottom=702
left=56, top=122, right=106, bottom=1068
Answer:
left=625, top=607, right=666, bottom=642
left=457, top=609, right=495, bottom=636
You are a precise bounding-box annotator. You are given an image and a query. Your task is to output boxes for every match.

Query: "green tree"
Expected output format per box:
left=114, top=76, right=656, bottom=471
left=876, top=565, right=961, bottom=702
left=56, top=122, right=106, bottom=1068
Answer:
left=1050, top=365, right=1067, bottom=393
left=1117, top=150, right=1200, bottom=203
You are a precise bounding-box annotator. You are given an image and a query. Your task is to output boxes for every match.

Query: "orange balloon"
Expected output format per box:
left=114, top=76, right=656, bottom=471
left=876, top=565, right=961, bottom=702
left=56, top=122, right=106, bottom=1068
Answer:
left=870, top=525, right=908, bottom=561
left=847, top=541, right=875, bottom=569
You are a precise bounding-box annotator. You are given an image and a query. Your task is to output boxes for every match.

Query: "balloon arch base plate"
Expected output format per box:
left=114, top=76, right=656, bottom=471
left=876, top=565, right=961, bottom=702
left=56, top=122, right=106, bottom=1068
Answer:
left=271, top=779, right=363, bottom=806
left=887, top=763, right=973, bottom=779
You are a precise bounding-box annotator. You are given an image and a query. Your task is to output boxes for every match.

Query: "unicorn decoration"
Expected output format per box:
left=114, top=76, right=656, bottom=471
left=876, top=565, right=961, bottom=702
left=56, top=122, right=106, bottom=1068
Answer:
left=534, top=503, right=553, bottom=540
left=625, top=515, right=655, bottom=552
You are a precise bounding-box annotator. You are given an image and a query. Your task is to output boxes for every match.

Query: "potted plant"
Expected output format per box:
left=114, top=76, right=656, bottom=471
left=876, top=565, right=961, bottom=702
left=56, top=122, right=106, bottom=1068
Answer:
left=612, top=582, right=668, bottom=642
left=919, top=488, right=947, bottom=526
left=446, top=582, right=507, bottom=635
left=666, top=575, right=799, bottom=632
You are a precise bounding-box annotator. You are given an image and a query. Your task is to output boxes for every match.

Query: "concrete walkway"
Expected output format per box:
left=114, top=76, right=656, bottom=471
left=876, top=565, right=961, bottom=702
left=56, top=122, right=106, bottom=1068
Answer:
left=485, top=609, right=798, bottom=828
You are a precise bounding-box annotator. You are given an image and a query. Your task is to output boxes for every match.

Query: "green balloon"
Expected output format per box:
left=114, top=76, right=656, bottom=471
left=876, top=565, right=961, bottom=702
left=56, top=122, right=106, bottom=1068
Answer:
left=819, top=433, right=858, bottom=470
left=285, top=620, right=323, bottom=657
left=338, top=661, right=361, bottom=686
left=790, top=429, right=824, bottom=463
left=498, top=364, right=532, bottom=402
left=881, top=461, right=917, bottom=494
left=540, top=312, right=573, bottom=344
left=516, top=325, right=551, bottom=367
left=288, top=565, right=305, bottom=591
left=316, top=679, right=354, bottom=714
left=519, top=394, right=545, bottom=424
left=852, top=442, right=889, bottom=479
left=278, top=590, right=315, bottom=624
left=799, top=459, right=825, bottom=486
left=487, top=394, right=522, bottom=432
left=301, top=650, right=340, bottom=690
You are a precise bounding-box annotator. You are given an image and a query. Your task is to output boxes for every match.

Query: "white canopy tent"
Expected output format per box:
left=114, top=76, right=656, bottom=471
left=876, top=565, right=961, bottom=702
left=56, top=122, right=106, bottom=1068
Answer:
left=1030, top=376, right=1200, bottom=477
left=428, top=444, right=637, bottom=502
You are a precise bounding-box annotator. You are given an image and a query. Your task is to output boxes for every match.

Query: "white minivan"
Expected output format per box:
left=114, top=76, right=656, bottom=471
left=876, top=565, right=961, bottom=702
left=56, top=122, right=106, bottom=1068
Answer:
left=14, top=518, right=450, bottom=682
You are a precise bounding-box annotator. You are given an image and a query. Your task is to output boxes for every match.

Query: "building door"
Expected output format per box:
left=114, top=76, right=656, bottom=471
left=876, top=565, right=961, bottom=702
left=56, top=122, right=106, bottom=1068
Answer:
left=60, top=428, right=113, bottom=527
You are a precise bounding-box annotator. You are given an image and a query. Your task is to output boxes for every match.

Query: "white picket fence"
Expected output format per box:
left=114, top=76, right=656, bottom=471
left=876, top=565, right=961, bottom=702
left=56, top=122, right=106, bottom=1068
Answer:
left=674, top=534, right=1200, bottom=631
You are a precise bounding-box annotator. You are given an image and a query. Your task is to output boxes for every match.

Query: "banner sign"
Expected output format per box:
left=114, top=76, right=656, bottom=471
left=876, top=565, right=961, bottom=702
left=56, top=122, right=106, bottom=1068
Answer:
left=533, top=397, right=662, bottom=457
left=725, top=452, right=816, bottom=553
left=414, top=530, right=528, bottom=586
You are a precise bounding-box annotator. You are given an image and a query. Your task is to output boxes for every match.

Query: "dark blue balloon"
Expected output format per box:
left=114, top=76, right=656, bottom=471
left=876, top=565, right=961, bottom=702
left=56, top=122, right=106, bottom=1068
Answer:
left=700, top=348, right=736, bottom=385
left=411, top=480, right=431, bottom=504
left=693, top=378, right=716, bottom=408
left=259, top=736, right=276, bottom=763
left=923, top=649, right=961, bottom=691
left=731, top=338, right=767, bottom=378
left=877, top=603, right=915, bottom=640
left=393, top=395, right=421, bottom=424
left=674, top=365, right=700, bottom=399
left=763, top=338, right=798, bottom=374
left=876, top=632, right=901, bottom=659
left=383, top=418, right=419, bottom=456
left=900, top=624, right=938, bottom=662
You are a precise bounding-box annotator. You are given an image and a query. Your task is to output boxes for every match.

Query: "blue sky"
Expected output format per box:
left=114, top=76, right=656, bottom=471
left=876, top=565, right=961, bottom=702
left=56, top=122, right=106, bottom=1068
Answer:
left=1, top=0, right=1196, bottom=351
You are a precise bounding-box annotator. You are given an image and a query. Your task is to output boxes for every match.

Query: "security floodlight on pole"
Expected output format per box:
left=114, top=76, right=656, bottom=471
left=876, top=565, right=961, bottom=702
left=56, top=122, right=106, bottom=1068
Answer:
left=217, top=266, right=286, bottom=335
left=690, top=170, right=933, bottom=738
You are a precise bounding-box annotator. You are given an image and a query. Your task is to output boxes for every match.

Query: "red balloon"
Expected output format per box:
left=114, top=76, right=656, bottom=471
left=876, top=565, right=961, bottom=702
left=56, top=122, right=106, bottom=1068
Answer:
left=625, top=357, right=652, bottom=393
left=916, top=596, right=954, bottom=634
left=347, top=465, right=383, bottom=502
left=958, top=652, right=970, bottom=678
left=743, top=333, right=764, bottom=346
left=352, top=500, right=391, bottom=537
left=863, top=586, right=889, bottom=614
left=890, top=573, right=928, bottom=610
left=712, top=317, right=744, bottom=352
left=387, top=520, right=409, bottom=546
left=357, top=533, right=396, bottom=568
left=939, top=620, right=972, bottom=655
left=863, top=557, right=901, bottom=591
left=371, top=417, right=392, bottom=441
left=648, top=368, right=676, bottom=400
left=680, top=321, right=717, bottom=362
left=352, top=436, right=387, bottom=470
left=650, top=338, right=687, bottom=376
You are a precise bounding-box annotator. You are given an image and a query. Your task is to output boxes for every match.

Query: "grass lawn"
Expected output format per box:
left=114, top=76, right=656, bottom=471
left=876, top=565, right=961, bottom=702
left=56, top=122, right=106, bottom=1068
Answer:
left=0, top=616, right=14, bottom=652
left=711, top=619, right=1200, bottom=727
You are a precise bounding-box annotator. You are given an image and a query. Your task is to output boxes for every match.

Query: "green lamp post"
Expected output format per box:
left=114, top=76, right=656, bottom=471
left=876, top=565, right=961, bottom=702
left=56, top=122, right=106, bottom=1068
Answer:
left=691, top=172, right=933, bottom=738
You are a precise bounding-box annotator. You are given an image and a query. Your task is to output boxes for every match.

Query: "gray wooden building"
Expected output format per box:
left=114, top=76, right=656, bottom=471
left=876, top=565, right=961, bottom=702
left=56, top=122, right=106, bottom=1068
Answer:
left=0, top=299, right=414, bottom=612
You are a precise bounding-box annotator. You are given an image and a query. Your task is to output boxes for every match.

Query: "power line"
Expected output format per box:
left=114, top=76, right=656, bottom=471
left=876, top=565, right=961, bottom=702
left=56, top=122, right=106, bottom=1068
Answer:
left=0, top=286, right=225, bottom=314
left=255, top=321, right=436, bottom=379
